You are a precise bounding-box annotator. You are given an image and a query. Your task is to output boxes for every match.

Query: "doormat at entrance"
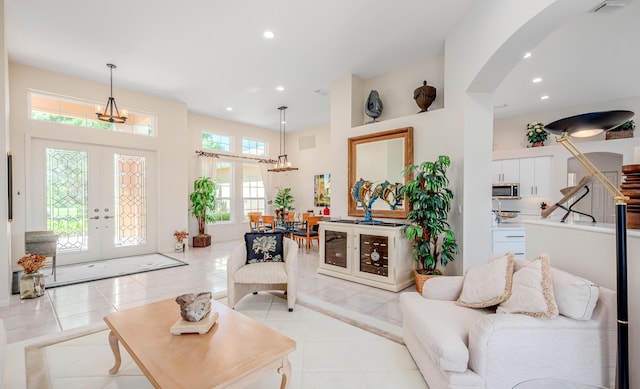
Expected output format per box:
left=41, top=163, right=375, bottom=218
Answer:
left=12, top=253, right=188, bottom=293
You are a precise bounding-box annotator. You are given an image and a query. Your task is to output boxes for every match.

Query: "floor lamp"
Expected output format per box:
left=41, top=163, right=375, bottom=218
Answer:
left=545, top=110, right=634, bottom=389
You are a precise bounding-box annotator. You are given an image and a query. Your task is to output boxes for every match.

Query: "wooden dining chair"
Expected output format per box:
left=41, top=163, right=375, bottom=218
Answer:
left=248, top=212, right=262, bottom=232
left=292, top=215, right=322, bottom=252
left=261, top=215, right=275, bottom=232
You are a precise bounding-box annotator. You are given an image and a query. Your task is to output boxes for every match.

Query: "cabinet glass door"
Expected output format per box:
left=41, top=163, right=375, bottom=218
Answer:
left=359, top=234, right=389, bottom=277
left=324, top=230, right=348, bottom=268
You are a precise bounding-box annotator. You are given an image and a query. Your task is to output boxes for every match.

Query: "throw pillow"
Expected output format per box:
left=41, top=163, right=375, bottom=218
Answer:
left=456, top=252, right=515, bottom=308
left=513, top=259, right=599, bottom=320
left=497, top=253, right=559, bottom=318
left=245, top=232, right=284, bottom=264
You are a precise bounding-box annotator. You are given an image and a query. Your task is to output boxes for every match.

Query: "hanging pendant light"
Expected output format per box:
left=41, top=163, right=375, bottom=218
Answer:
left=268, top=106, right=298, bottom=172
left=95, top=63, right=128, bottom=124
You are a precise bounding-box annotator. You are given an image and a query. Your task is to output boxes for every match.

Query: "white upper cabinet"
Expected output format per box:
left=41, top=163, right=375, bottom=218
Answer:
left=492, top=159, right=520, bottom=183
left=519, top=156, right=551, bottom=197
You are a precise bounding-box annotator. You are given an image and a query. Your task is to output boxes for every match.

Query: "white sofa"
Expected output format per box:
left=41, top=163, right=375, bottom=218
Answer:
left=400, top=267, right=616, bottom=389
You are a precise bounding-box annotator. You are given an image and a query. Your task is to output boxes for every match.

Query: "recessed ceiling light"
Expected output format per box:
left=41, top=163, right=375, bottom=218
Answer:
left=540, top=95, right=549, bottom=100
left=532, top=77, right=542, bottom=83
left=523, top=52, right=532, bottom=59
left=275, top=86, right=284, bottom=92
left=226, top=107, right=233, bottom=111
left=263, top=31, right=275, bottom=39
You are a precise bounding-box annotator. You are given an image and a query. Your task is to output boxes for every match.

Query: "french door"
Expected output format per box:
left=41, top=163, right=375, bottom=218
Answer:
left=31, top=139, right=157, bottom=264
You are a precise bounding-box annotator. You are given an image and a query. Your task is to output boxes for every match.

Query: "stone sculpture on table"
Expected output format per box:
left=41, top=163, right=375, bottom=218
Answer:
left=175, top=292, right=212, bottom=322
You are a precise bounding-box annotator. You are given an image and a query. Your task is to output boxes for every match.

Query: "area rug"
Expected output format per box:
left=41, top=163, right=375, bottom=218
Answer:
left=21, top=292, right=228, bottom=389
left=12, top=253, right=187, bottom=293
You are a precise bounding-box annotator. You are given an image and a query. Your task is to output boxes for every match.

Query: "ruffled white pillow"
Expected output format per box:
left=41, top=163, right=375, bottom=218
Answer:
left=497, top=253, right=558, bottom=318
left=456, top=252, right=514, bottom=308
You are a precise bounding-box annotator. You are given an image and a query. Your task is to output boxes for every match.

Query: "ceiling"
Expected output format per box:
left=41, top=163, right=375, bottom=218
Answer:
left=4, top=0, right=473, bottom=132
left=5, top=1, right=639, bottom=132
left=494, top=0, right=640, bottom=119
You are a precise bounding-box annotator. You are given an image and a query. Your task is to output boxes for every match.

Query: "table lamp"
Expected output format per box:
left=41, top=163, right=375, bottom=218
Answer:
left=545, top=110, right=634, bottom=389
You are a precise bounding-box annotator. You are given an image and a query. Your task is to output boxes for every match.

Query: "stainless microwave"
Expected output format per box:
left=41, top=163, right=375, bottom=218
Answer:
left=492, top=183, right=520, bottom=199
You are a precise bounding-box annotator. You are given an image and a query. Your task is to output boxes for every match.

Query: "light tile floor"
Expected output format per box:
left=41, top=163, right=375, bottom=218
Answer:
left=1, top=240, right=412, bottom=344
left=6, top=293, right=427, bottom=388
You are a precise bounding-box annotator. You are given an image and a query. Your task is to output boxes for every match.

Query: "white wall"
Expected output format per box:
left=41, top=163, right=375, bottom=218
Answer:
left=283, top=123, right=331, bottom=215
left=0, top=0, right=11, bottom=306
left=8, top=63, right=189, bottom=272
left=360, top=57, right=444, bottom=125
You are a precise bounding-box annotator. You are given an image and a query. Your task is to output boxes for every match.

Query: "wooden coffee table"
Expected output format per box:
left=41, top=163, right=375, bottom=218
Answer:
left=104, top=298, right=296, bottom=388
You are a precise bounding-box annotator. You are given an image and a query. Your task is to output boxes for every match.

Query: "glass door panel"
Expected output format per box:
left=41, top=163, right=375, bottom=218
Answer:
left=359, top=234, right=389, bottom=277
left=45, top=148, right=89, bottom=253
left=31, top=140, right=156, bottom=264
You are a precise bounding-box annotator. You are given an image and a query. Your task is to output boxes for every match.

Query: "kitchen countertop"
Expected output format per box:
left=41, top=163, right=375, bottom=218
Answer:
left=492, top=222, right=525, bottom=230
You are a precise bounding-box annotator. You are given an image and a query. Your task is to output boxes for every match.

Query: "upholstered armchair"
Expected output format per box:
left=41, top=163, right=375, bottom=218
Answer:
left=227, top=237, right=298, bottom=311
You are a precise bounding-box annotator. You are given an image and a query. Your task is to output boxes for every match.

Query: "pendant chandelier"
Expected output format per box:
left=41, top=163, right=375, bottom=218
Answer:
left=96, top=63, right=128, bottom=124
left=268, top=106, right=298, bottom=172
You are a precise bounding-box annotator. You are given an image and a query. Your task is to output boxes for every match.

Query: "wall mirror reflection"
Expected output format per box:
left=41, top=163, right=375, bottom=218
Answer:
left=348, top=127, right=413, bottom=219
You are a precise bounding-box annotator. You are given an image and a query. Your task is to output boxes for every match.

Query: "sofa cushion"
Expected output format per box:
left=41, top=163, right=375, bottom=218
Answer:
left=514, top=259, right=600, bottom=320
left=497, top=253, right=558, bottom=318
left=456, top=253, right=514, bottom=308
left=401, top=292, right=492, bottom=373
left=234, top=262, right=288, bottom=284
left=244, top=232, right=284, bottom=264
left=552, top=268, right=599, bottom=320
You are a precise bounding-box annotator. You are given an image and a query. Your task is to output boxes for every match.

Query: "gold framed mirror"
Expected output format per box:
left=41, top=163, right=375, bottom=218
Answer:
left=348, top=127, right=413, bottom=219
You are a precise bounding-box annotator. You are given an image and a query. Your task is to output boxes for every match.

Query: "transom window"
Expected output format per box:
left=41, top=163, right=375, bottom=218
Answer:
left=242, top=138, right=266, bottom=156
left=202, top=132, right=231, bottom=152
left=29, top=91, right=156, bottom=136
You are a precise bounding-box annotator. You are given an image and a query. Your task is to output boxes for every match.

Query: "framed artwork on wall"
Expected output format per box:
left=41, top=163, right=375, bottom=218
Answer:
left=314, top=174, right=330, bottom=207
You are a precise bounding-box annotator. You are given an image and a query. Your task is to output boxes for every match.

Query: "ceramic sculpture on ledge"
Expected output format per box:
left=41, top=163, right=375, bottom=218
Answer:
left=365, top=90, right=383, bottom=123
left=413, top=80, right=436, bottom=112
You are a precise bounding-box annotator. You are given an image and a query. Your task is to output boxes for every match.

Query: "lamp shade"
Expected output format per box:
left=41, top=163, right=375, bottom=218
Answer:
left=544, top=110, right=634, bottom=137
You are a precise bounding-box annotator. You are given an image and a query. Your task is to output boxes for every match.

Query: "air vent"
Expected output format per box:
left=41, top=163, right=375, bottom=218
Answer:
left=299, top=135, right=316, bottom=150
left=590, top=0, right=628, bottom=13
left=313, top=89, right=329, bottom=96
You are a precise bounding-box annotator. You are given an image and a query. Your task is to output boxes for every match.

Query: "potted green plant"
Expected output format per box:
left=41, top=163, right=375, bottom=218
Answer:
left=606, top=119, right=635, bottom=140
left=398, top=155, right=459, bottom=293
left=273, top=187, right=295, bottom=222
left=526, top=121, right=549, bottom=147
left=189, top=177, right=218, bottom=247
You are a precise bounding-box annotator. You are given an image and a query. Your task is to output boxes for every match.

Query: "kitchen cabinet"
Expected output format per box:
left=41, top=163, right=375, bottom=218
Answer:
left=492, top=159, right=520, bottom=183
left=519, top=156, right=551, bottom=197
left=492, top=228, right=526, bottom=259
left=318, top=221, right=413, bottom=291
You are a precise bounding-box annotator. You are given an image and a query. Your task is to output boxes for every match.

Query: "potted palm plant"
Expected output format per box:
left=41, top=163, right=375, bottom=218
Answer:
left=273, top=187, right=295, bottom=222
left=398, top=155, right=458, bottom=293
left=190, top=177, right=218, bottom=247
